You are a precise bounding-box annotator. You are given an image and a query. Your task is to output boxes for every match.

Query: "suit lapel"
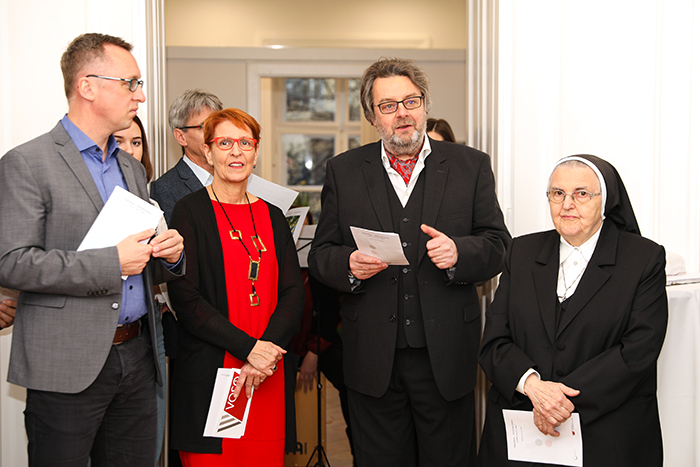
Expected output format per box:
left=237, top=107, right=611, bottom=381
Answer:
left=52, top=124, right=104, bottom=213
left=556, top=222, right=616, bottom=338
left=176, top=158, right=205, bottom=193
left=361, top=147, right=393, bottom=232
left=118, top=152, right=147, bottom=201
left=418, top=151, right=448, bottom=264
left=533, top=232, right=560, bottom=344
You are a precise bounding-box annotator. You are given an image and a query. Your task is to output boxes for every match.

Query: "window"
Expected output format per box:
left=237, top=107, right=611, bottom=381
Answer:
left=271, top=78, right=361, bottom=222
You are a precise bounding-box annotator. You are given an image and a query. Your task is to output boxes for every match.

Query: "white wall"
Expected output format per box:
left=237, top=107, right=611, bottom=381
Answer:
left=0, top=1, right=158, bottom=465
left=497, top=0, right=700, bottom=271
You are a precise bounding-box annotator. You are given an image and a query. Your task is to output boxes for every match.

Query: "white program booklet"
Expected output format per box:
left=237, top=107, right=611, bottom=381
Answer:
left=203, top=368, right=254, bottom=439
left=78, top=186, right=164, bottom=252
left=502, top=409, right=583, bottom=467
left=247, top=174, right=299, bottom=214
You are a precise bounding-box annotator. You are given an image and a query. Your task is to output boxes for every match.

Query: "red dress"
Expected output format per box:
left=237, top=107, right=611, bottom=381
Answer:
left=181, top=199, right=284, bottom=467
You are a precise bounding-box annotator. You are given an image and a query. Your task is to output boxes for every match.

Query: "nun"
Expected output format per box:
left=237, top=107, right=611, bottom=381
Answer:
left=477, top=155, right=667, bottom=466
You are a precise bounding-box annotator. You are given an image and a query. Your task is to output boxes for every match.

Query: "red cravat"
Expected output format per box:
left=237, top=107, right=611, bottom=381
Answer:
left=387, top=152, right=420, bottom=186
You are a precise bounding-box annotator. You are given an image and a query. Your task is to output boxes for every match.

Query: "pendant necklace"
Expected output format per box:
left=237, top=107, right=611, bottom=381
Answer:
left=211, top=187, right=267, bottom=306
left=558, top=256, right=588, bottom=301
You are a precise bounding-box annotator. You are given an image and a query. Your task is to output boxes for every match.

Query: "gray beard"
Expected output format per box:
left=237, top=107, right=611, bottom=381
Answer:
left=378, top=120, right=427, bottom=157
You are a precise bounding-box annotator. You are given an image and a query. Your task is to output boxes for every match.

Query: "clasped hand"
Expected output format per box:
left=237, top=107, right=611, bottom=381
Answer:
left=523, top=374, right=580, bottom=437
left=116, top=228, right=184, bottom=276
left=233, top=340, right=286, bottom=399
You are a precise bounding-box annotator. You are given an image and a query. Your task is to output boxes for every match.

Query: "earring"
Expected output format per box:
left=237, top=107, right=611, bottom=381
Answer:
left=253, top=164, right=257, bottom=169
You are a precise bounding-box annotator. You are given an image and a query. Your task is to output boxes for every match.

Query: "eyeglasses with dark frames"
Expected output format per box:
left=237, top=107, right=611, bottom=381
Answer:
left=209, top=137, right=257, bottom=151
left=86, top=75, right=144, bottom=92
left=546, top=190, right=601, bottom=204
left=177, top=124, right=204, bottom=131
left=376, top=95, right=424, bottom=114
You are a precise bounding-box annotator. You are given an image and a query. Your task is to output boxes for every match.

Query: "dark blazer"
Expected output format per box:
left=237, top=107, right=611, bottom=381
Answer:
left=150, top=157, right=204, bottom=224
left=167, top=188, right=304, bottom=454
left=478, top=220, right=667, bottom=467
left=308, top=139, right=511, bottom=401
left=0, top=122, right=181, bottom=392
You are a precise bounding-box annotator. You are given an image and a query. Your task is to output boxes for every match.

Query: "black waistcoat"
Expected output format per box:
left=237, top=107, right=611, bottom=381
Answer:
left=385, top=172, right=427, bottom=348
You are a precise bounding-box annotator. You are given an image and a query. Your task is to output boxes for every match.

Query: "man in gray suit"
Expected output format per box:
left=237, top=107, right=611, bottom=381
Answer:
left=150, top=89, right=223, bottom=223
left=0, top=33, right=184, bottom=466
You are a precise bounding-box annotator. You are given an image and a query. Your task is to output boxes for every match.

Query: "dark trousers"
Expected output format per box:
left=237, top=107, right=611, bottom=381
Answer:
left=25, top=326, right=157, bottom=467
left=348, top=346, right=476, bottom=467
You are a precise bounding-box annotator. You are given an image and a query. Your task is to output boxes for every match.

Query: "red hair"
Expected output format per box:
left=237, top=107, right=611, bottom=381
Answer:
left=203, top=108, right=261, bottom=148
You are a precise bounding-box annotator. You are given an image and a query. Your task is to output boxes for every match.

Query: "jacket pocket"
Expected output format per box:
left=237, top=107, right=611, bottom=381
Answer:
left=463, top=303, right=480, bottom=323
left=20, top=292, right=67, bottom=308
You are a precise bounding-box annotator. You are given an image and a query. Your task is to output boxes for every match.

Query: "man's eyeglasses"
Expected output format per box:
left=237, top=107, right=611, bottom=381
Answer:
left=209, top=137, right=257, bottom=151
left=376, top=95, right=424, bottom=114
left=86, top=75, right=143, bottom=92
left=546, top=190, right=601, bottom=204
left=177, top=124, right=203, bottom=131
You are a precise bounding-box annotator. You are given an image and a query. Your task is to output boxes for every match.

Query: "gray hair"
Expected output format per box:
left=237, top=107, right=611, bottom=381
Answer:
left=360, top=57, right=432, bottom=124
left=168, top=89, right=223, bottom=131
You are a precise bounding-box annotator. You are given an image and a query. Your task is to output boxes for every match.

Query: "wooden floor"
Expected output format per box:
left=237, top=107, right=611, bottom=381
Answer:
left=324, top=384, right=354, bottom=467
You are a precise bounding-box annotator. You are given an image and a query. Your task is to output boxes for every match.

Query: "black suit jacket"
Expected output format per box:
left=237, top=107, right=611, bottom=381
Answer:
left=150, top=157, right=204, bottom=224
left=309, top=139, right=511, bottom=401
left=478, top=220, right=667, bottom=466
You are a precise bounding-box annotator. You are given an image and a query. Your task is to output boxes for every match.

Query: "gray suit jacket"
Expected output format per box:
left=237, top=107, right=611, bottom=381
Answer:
left=0, top=122, right=181, bottom=393
left=150, top=157, right=204, bottom=224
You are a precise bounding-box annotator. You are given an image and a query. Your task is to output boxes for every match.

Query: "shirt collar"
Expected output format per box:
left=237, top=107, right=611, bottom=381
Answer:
left=61, top=114, right=120, bottom=161
left=559, top=223, right=603, bottom=264
left=380, top=134, right=431, bottom=170
left=183, top=155, right=213, bottom=186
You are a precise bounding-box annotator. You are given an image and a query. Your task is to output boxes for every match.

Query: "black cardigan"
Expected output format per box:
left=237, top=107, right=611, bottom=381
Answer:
left=168, top=187, right=304, bottom=454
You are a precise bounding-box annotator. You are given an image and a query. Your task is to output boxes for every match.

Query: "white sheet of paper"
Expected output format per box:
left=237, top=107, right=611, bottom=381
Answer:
left=286, top=206, right=309, bottom=245
left=296, top=224, right=316, bottom=269
left=247, top=174, right=299, bottom=214
left=502, top=409, right=582, bottom=467
left=350, top=226, right=409, bottom=266
left=0, top=287, right=19, bottom=301
left=77, top=186, right=164, bottom=252
left=203, top=368, right=254, bottom=439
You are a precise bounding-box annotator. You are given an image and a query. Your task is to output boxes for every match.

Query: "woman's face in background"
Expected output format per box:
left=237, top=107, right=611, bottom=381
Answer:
left=114, top=120, right=143, bottom=161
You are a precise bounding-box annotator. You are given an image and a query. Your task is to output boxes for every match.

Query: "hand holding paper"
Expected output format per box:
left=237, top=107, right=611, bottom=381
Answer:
left=117, top=229, right=156, bottom=276
left=150, top=229, right=184, bottom=264
left=235, top=362, right=268, bottom=400
left=523, top=375, right=580, bottom=436
left=349, top=250, right=388, bottom=280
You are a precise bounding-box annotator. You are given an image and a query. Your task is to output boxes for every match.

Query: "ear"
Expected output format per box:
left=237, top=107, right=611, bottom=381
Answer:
left=204, top=145, right=214, bottom=167
left=173, top=128, right=188, bottom=147
left=253, top=148, right=259, bottom=168
left=77, top=77, right=96, bottom=102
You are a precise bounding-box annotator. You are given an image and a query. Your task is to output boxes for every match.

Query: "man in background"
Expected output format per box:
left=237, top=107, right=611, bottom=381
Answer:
left=150, top=89, right=223, bottom=223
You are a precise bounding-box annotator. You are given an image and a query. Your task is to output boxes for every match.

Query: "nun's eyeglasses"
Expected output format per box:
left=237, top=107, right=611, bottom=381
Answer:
left=546, top=190, right=600, bottom=204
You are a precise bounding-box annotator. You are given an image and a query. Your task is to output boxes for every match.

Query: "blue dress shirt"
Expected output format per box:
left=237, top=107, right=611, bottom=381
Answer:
left=61, top=115, right=148, bottom=324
